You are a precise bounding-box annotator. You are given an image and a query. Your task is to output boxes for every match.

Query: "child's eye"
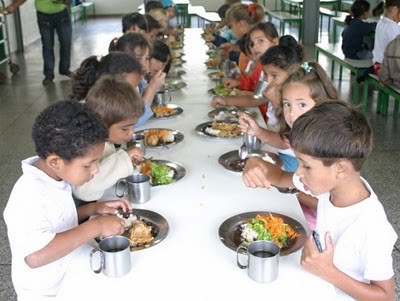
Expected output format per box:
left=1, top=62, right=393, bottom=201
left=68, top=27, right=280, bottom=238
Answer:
left=299, top=102, right=307, bottom=108
left=301, top=164, right=310, bottom=170
left=283, top=101, right=290, bottom=107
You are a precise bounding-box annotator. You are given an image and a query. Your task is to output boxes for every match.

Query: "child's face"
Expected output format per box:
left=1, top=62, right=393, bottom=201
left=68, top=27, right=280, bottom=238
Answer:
left=293, top=151, right=338, bottom=196
left=229, top=19, right=248, bottom=39
left=57, top=142, right=105, bottom=186
left=124, top=72, right=141, bottom=88
left=146, top=29, right=161, bottom=40
left=134, top=46, right=150, bottom=74
left=149, top=58, right=167, bottom=76
left=282, top=82, right=316, bottom=128
left=263, top=64, right=288, bottom=86
left=108, top=117, right=138, bottom=144
left=250, top=29, right=277, bottom=61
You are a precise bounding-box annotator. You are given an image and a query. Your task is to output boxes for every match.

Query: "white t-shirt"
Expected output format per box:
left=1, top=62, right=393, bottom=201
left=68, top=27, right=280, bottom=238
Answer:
left=372, top=16, right=400, bottom=63
left=265, top=103, right=279, bottom=132
left=3, top=156, right=78, bottom=301
left=293, top=174, right=397, bottom=300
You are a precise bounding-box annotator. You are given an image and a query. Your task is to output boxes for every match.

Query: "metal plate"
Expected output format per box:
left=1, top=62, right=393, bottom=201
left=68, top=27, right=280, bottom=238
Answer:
left=172, top=58, right=186, bottom=67
left=136, top=128, right=184, bottom=148
left=195, top=121, right=242, bottom=139
left=218, top=211, right=307, bottom=256
left=165, top=81, right=187, bottom=91
left=208, top=107, right=257, bottom=122
left=150, top=104, right=184, bottom=119
left=218, top=150, right=245, bottom=172
left=207, top=71, right=225, bottom=81
left=205, top=59, right=220, bottom=70
left=166, top=69, right=186, bottom=79
left=145, top=159, right=186, bottom=186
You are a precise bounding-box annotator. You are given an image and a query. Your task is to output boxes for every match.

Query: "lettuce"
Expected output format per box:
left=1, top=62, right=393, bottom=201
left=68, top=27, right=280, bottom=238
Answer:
left=151, top=164, right=174, bottom=185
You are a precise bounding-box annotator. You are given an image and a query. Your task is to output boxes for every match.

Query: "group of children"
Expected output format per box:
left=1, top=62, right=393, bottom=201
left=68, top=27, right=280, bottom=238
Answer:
left=3, top=1, right=398, bottom=300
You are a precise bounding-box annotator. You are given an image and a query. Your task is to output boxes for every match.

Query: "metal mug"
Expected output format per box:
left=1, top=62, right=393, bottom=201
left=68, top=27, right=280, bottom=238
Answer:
left=236, top=240, right=280, bottom=283
left=152, top=88, right=171, bottom=106
left=243, top=133, right=261, bottom=152
left=90, top=236, right=131, bottom=278
left=116, top=173, right=151, bottom=204
left=127, top=134, right=146, bottom=156
left=254, top=80, right=269, bottom=99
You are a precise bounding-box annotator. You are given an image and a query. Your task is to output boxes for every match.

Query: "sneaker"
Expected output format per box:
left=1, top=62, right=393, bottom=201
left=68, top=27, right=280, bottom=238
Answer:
left=42, top=76, right=53, bottom=86
left=60, top=70, right=73, bottom=78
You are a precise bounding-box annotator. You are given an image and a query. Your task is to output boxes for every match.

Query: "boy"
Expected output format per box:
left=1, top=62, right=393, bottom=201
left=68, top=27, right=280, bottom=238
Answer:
left=149, top=40, right=171, bottom=77
left=243, top=101, right=397, bottom=300
left=4, top=101, right=131, bottom=300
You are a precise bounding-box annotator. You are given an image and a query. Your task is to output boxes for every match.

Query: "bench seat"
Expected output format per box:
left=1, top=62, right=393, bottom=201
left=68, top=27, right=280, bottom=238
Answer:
left=265, top=10, right=302, bottom=40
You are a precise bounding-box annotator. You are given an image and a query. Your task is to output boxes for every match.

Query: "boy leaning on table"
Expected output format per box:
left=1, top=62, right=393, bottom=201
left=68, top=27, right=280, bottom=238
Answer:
left=242, top=101, right=397, bottom=300
left=3, top=101, right=132, bottom=301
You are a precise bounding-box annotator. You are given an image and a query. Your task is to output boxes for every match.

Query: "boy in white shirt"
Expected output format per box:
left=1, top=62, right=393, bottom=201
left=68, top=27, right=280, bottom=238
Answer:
left=242, top=101, right=397, bottom=300
left=4, top=101, right=132, bottom=300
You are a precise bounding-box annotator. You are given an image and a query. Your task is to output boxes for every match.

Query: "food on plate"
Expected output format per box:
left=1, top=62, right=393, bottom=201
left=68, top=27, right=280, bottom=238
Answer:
left=171, top=51, right=182, bottom=59
left=241, top=214, right=299, bottom=248
left=213, top=84, right=231, bottom=96
left=205, top=121, right=242, bottom=138
left=172, top=58, right=184, bottom=65
left=213, top=110, right=238, bottom=121
left=168, top=82, right=185, bottom=90
left=210, top=71, right=225, bottom=81
left=116, top=213, right=155, bottom=247
left=141, top=160, right=175, bottom=185
left=171, top=41, right=183, bottom=48
left=208, top=51, right=218, bottom=58
left=152, top=106, right=176, bottom=118
left=144, top=129, right=174, bottom=146
left=206, top=58, right=220, bottom=68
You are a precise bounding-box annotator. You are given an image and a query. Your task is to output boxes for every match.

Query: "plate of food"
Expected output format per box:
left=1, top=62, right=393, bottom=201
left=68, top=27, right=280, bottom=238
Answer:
left=205, top=58, right=220, bottom=69
left=140, top=159, right=186, bottom=186
left=195, top=121, right=242, bottom=139
left=207, top=84, right=237, bottom=97
left=172, top=58, right=186, bottom=67
left=207, top=71, right=225, bottom=81
left=171, top=51, right=183, bottom=59
left=208, top=107, right=257, bottom=122
left=136, top=128, right=184, bottom=148
left=171, top=41, right=184, bottom=49
left=151, top=104, right=183, bottom=119
left=219, top=211, right=306, bottom=256
left=167, top=69, right=186, bottom=79
left=165, top=81, right=187, bottom=91
left=218, top=150, right=246, bottom=172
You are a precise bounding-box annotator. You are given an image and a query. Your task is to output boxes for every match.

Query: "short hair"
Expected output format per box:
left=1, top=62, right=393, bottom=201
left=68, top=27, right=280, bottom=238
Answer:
left=217, top=4, right=231, bottom=19
left=289, top=101, right=373, bottom=171
left=85, top=75, right=145, bottom=128
left=115, top=32, right=151, bottom=57
left=32, top=101, right=108, bottom=161
left=144, top=13, right=162, bottom=32
left=145, top=1, right=163, bottom=12
left=151, top=40, right=171, bottom=63
left=122, top=12, right=147, bottom=33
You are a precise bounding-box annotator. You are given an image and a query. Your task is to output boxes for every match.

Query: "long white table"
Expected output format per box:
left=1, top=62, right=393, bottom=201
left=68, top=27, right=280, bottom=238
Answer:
left=56, top=29, right=336, bottom=301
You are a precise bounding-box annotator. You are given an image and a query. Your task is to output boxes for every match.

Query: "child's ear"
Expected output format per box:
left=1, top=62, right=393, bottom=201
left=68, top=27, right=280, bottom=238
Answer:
left=335, top=160, right=351, bottom=179
left=46, top=154, right=62, bottom=171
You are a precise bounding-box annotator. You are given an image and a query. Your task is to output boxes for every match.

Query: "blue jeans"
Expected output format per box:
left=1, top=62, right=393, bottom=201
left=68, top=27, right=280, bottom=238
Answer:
left=37, top=9, right=72, bottom=78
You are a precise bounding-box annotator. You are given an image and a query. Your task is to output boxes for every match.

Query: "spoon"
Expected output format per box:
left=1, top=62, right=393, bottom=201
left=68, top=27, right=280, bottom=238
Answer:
left=238, top=133, right=248, bottom=160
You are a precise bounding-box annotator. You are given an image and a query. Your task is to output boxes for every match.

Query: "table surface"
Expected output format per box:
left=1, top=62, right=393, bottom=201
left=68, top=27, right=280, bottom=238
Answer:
left=56, top=29, right=336, bottom=301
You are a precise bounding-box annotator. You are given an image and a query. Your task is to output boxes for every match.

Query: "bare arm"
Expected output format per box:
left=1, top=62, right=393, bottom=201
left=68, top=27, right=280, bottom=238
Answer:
left=211, top=95, right=265, bottom=108
left=2, top=0, right=27, bottom=13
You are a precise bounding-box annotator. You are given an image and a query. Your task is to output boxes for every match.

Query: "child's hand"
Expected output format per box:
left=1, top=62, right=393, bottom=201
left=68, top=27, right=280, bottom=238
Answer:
left=211, top=96, right=226, bottom=108
left=263, top=85, right=280, bottom=109
left=223, top=78, right=239, bottom=89
left=242, top=157, right=275, bottom=188
left=95, top=199, right=132, bottom=216
left=126, top=146, right=144, bottom=164
left=95, top=216, right=126, bottom=237
left=239, top=112, right=261, bottom=137
left=149, top=70, right=166, bottom=91
left=301, top=232, right=335, bottom=279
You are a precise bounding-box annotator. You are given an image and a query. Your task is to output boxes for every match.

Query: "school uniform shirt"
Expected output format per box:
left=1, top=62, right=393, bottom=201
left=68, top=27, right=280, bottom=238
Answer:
left=293, top=174, right=397, bottom=300
left=72, top=142, right=133, bottom=201
left=341, top=19, right=376, bottom=59
left=3, top=156, right=78, bottom=301
left=372, top=16, right=400, bottom=63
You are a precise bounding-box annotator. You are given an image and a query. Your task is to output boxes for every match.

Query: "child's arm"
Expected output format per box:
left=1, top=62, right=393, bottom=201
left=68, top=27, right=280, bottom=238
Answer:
left=242, top=157, right=294, bottom=189
left=301, top=233, right=395, bottom=301
left=142, top=70, right=166, bottom=106
left=77, top=199, right=132, bottom=221
left=211, top=95, right=265, bottom=108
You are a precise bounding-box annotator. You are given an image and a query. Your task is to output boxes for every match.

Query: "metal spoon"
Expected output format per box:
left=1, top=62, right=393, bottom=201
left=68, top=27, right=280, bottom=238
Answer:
left=238, top=133, right=248, bottom=160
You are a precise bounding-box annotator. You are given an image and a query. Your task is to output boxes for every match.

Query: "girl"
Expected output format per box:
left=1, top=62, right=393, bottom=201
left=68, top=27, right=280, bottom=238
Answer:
left=372, top=0, right=400, bottom=74
left=341, top=0, right=377, bottom=60
left=115, top=32, right=166, bottom=127
left=240, top=62, right=339, bottom=230
left=72, top=76, right=145, bottom=202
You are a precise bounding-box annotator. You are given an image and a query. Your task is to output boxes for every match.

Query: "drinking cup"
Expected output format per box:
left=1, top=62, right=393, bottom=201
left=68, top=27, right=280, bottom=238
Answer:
left=90, top=236, right=131, bottom=278
left=152, top=88, right=171, bottom=106
left=116, top=173, right=151, bottom=204
left=243, top=133, right=261, bottom=153
left=127, top=134, right=146, bottom=156
left=236, top=240, right=280, bottom=283
left=254, top=80, right=269, bottom=99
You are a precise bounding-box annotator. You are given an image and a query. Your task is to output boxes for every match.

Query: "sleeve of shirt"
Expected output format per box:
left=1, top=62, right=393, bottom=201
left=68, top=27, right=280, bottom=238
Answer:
left=72, top=149, right=133, bottom=201
left=134, top=102, right=154, bottom=129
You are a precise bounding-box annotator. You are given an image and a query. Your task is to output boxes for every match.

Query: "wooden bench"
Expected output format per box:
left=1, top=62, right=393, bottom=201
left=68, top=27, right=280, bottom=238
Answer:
left=81, top=2, right=95, bottom=22
left=315, top=42, right=373, bottom=104
left=362, top=74, right=400, bottom=117
left=265, top=10, right=302, bottom=40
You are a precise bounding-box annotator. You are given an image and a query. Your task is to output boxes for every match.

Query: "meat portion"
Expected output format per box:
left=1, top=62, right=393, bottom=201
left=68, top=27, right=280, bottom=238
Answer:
left=129, top=221, right=154, bottom=246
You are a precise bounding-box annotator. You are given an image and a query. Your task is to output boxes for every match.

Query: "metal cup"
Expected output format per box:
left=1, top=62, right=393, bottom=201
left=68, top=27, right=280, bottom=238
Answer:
left=254, top=80, right=269, bottom=99
left=127, top=134, right=146, bottom=156
left=236, top=240, right=280, bottom=283
left=152, top=89, right=171, bottom=106
left=115, top=173, right=151, bottom=204
left=90, top=236, right=131, bottom=278
left=243, top=133, right=261, bottom=152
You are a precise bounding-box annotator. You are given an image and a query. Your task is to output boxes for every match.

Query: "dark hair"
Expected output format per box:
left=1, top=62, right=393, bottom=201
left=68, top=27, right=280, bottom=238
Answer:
left=122, top=12, right=147, bottom=33
left=145, top=1, right=163, bottom=12
left=32, top=101, right=108, bottom=161
left=115, top=32, right=151, bottom=58
left=260, top=35, right=304, bottom=69
left=218, top=4, right=231, bottom=19
left=289, top=101, right=373, bottom=171
left=145, top=13, right=162, bottom=32
left=248, top=22, right=279, bottom=46
left=70, top=53, right=142, bottom=101
left=373, top=0, right=400, bottom=16
left=345, top=0, right=370, bottom=25
left=86, top=75, right=145, bottom=128
left=238, top=34, right=251, bottom=55
left=151, top=40, right=171, bottom=63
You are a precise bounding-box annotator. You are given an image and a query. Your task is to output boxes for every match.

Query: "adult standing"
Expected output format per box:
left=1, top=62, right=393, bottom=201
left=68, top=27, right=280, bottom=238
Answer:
left=3, top=0, right=72, bottom=86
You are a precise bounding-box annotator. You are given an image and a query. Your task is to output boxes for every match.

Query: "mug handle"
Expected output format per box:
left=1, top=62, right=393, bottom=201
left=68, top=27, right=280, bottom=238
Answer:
left=166, top=89, right=171, bottom=102
left=115, top=179, right=127, bottom=198
left=90, top=248, right=104, bottom=274
left=236, top=244, right=248, bottom=269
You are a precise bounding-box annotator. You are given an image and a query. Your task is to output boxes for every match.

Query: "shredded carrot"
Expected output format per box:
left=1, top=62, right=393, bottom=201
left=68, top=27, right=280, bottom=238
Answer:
left=255, top=214, right=299, bottom=247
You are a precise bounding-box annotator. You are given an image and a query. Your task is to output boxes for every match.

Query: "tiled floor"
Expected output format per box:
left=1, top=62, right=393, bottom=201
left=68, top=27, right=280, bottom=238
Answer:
left=0, top=16, right=399, bottom=300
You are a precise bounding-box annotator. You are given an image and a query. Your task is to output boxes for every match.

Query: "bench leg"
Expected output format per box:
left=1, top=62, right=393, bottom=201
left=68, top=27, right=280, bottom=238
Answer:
left=362, top=79, right=369, bottom=111
left=381, top=93, right=389, bottom=116
left=353, top=81, right=360, bottom=105
left=339, top=65, right=343, bottom=81
left=394, top=98, right=399, bottom=118
left=331, top=61, right=335, bottom=80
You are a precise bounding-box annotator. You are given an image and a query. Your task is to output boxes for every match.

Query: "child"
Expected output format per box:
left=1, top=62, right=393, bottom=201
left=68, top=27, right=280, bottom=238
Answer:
left=372, top=0, right=400, bottom=74
left=149, top=40, right=171, bottom=77
left=241, top=62, right=338, bottom=230
left=72, top=76, right=145, bottom=202
left=3, top=101, right=130, bottom=300
left=205, top=4, right=237, bottom=47
left=378, top=34, right=400, bottom=88
left=246, top=101, right=397, bottom=300
left=342, top=0, right=377, bottom=60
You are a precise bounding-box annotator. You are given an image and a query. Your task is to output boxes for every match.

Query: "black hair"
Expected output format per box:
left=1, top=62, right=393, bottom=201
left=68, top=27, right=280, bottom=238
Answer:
left=32, top=101, right=108, bottom=161
left=114, top=32, right=151, bottom=57
left=260, top=35, right=304, bottom=69
left=69, top=52, right=142, bottom=101
left=289, top=101, right=373, bottom=171
left=151, top=40, right=171, bottom=63
left=345, top=0, right=370, bottom=25
left=145, top=13, right=162, bottom=32
left=122, top=12, right=147, bottom=33
left=217, top=4, right=231, bottom=19
left=145, top=1, right=163, bottom=12
left=373, top=0, right=400, bottom=16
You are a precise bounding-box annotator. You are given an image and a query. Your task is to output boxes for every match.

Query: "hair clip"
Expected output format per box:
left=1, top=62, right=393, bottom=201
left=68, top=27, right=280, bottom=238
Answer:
left=247, top=3, right=257, bottom=18
left=301, top=62, right=312, bottom=74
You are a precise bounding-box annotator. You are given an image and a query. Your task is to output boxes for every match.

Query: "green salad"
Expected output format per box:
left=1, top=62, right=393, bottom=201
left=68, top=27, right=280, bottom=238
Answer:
left=150, top=163, right=174, bottom=185
left=214, top=84, right=231, bottom=96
